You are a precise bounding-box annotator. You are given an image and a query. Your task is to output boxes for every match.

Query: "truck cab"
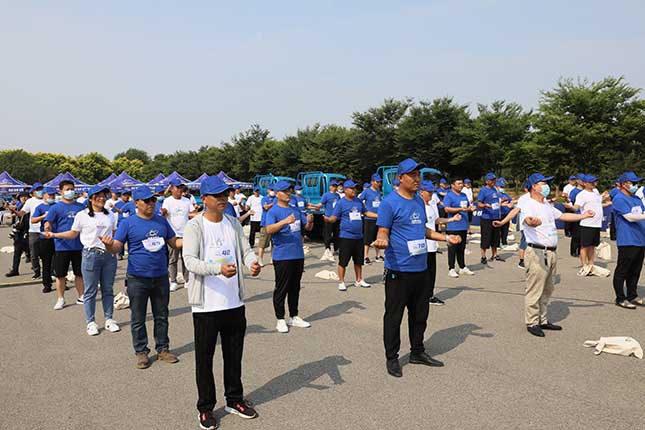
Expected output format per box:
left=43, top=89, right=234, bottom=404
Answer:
left=253, top=173, right=296, bottom=196
left=377, top=165, right=444, bottom=197
left=296, top=171, right=346, bottom=214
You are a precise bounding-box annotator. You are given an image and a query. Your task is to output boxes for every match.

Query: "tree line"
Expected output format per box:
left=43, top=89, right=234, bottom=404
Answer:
left=2, top=76, right=644, bottom=191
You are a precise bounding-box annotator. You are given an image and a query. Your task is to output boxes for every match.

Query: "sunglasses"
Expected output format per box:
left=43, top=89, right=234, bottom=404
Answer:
left=204, top=192, right=228, bottom=199
left=140, top=197, right=157, bottom=204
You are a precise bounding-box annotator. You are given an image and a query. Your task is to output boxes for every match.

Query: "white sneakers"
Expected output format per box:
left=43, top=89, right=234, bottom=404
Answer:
left=105, top=319, right=121, bottom=333
left=276, top=319, right=289, bottom=333
left=338, top=282, right=347, bottom=291
left=86, top=322, right=99, bottom=336
left=170, top=282, right=178, bottom=292
left=53, top=298, right=65, bottom=310
left=355, top=279, right=371, bottom=288
left=448, top=269, right=460, bottom=278
left=287, top=316, right=311, bottom=328
left=321, top=249, right=335, bottom=262
left=76, top=297, right=84, bottom=305
left=176, top=273, right=186, bottom=284
left=459, top=267, right=475, bottom=276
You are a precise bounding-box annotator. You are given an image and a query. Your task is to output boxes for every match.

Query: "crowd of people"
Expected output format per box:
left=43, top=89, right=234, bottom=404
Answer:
left=2, top=162, right=645, bottom=430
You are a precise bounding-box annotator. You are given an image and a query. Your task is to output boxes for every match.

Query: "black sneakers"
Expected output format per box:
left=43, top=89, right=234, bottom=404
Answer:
left=198, top=411, right=218, bottom=430
left=225, top=400, right=258, bottom=419
left=429, top=296, right=445, bottom=306
left=364, top=257, right=372, bottom=265
left=493, top=255, right=505, bottom=262
left=386, top=358, right=402, bottom=377
left=5, top=271, right=19, bottom=277
left=539, top=323, right=562, bottom=331
left=480, top=257, right=488, bottom=265
left=527, top=325, right=545, bottom=337
left=409, top=352, right=444, bottom=367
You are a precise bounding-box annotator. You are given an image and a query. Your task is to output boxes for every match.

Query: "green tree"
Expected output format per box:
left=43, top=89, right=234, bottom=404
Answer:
left=114, top=148, right=151, bottom=164
left=73, top=152, right=113, bottom=183
left=112, top=157, right=145, bottom=180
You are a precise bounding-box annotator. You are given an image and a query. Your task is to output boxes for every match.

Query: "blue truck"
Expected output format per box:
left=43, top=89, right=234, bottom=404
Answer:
left=295, top=171, right=346, bottom=236
left=253, top=173, right=297, bottom=196
left=376, top=165, right=444, bottom=197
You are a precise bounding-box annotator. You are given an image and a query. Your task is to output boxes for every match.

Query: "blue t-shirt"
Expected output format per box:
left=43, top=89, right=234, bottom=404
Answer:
left=437, top=187, right=449, bottom=202
left=260, top=196, right=275, bottom=227
left=360, top=187, right=381, bottom=220
left=33, top=202, right=54, bottom=238
left=320, top=192, right=340, bottom=217
left=266, top=205, right=308, bottom=261
left=499, top=192, right=512, bottom=217
left=376, top=192, right=428, bottom=272
left=114, top=214, right=176, bottom=278
left=332, top=197, right=365, bottom=240
left=43, top=200, right=85, bottom=251
left=154, top=201, right=164, bottom=217
left=612, top=191, right=645, bottom=247
left=477, top=186, right=501, bottom=220
left=114, top=200, right=130, bottom=221
left=289, top=195, right=307, bottom=214
left=609, top=187, right=620, bottom=200
left=442, top=190, right=470, bottom=231
left=224, top=202, right=237, bottom=218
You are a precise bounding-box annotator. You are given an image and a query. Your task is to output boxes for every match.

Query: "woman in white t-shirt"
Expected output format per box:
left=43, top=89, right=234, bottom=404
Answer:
left=45, top=186, right=120, bottom=336
left=571, top=174, right=607, bottom=274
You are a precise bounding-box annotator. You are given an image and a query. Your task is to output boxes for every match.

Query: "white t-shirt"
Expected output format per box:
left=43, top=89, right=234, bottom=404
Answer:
left=576, top=189, right=603, bottom=228
left=521, top=197, right=563, bottom=248
left=105, top=198, right=118, bottom=212
left=22, top=197, right=44, bottom=233
left=71, top=210, right=117, bottom=249
left=234, top=192, right=246, bottom=208
left=192, top=217, right=244, bottom=313
left=246, top=195, right=263, bottom=222
left=425, top=200, right=439, bottom=253
left=228, top=197, right=240, bottom=217
left=563, top=184, right=575, bottom=201
left=430, top=193, right=441, bottom=207
left=76, top=197, right=87, bottom=204
left=162, top=196, right=192, bottom=237
left=515, top=193, right=531, bottom=231
left=463, top=187, right=474, bottom=203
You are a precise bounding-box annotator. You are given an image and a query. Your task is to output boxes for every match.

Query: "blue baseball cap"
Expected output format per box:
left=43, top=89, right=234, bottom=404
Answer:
left=294, top=184, right=302, bottom=191
left=122, top=188, right=132, bottom=195
left=569, top=175, right=577, bottom=180
left=253, top=186, right=260, bottom=192
left=43, top=187, right=57, bottom=195
left=29, top=182, right=43, bottom=193
left=393, top=179, right=400, bottom=186
left=363, top=182, right=370, bottom=189
left=420, top=181, right=435, bottom=192
left=110, top=186, right=121, bottom=194
left=169, top=178, right=185, bottom=187
left=397, top=158, right=426, bottom=176
left=200, top=176, right=231, bottom=196
left=343, top=180, right=357, bottom=188
left=496, top=178, right=507, bottom=187
left=485, top=172, right=496, bottom=181
left=274, top=180, right=293, bottom=192
left=330, top=180, right=338, bottom=186
left=576, top=173, right=585, bottom=180
left=154, top=185, right=166, bottom=193
left=88, top=185, right=110, bottom=198
left=439, top=178, right=447, bottom=184
left=526, top=173, right=554, bottom=188
left=132, top=185, right=154, bottom=200
left=464, top=178, right=471, bottom=184
left=371, top=173, right=382, bottom=182
left=583, top=174, right=598, bottom=183
left=618, top=171, right=644, bottom=184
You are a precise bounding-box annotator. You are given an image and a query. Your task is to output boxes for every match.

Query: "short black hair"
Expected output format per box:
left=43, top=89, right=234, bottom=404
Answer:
left=59, top=180, right=75, bottom=190
left=451, top=176, right=463, bottom=184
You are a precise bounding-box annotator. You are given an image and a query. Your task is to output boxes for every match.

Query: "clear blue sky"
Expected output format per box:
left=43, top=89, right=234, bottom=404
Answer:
left=1, top=0, right=644, bottom=157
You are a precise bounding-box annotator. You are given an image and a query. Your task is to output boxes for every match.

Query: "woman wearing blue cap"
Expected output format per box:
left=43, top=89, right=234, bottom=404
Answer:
left=45, top=185, right=121, bottom=336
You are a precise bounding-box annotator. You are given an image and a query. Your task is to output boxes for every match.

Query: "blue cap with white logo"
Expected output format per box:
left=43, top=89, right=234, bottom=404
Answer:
left=133, top=185, right=154, bottom=200
left=343, top=180, right=357, bottom=188
left=397, top=158, right=426, bottom=176
left=583, top=174, right=598, bottom=183
left=29, top=182, right=44, bottom=193
left=618, top=171, right=644, bottom=184
left=371, top=173, right=382, bottom=182
left=485, top=172, right=496, bottom=181
left=273, top=180, right=293, bottom=192
left=200, top=176, right=231, bottom=196
left=526, top=173, right=554, bottom=188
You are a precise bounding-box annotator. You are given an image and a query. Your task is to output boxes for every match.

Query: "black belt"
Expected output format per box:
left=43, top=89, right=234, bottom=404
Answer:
left=84, top=247, right=106, bottom=254
left=528, top=243, right=556, bottom=252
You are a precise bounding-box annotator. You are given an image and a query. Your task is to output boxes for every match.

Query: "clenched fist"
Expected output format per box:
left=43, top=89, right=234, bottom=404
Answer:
left=220, top=263, right=237, bottom=278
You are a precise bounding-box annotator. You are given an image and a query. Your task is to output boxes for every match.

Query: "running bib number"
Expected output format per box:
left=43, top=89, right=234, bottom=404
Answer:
left=407, top=239, right=427, bottom=256
left=349, top=211, right=362, bottom=221
left=491, top=203, right=500, bottom=210
left=298, top=201, right=305, bottom=208
left=123, top=213, right=129, bottom=218
left=332, top=200, right=337, bottom=208
left=460, top=201, right=468, bottom=208
left=372, top=200, right=380, bottom=208
left=206, top=245, right=234, bottom=264
left=142, top=236, right=165, bottom=252
left=289, top=220, right=301, bottom=233
left=631, top=206, right=643, bottom=215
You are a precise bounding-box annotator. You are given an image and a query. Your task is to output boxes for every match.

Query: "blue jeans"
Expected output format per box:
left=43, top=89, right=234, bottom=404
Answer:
left=81, top=248, right=117, bottom=323
left=126, top=274, right=170, bottom=354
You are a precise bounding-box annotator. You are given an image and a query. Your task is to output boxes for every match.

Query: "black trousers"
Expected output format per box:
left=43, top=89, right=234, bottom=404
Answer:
left=500, top=222, right=510, bottom=246
left=446, top=230, right=467, bottom=270
left=610, top=212, right=617, bottom=241
left=28, top=232, right=41, bottom=276
left=38, top=238, right=55, bottom=287
left=11, top=236, right=28, bottom=273
left=323, top=221, right=339, bottom=251
left=194, top=306, right=246, bottom=413
left=383, top=270, right=430, bottom=360
left=249, top=221, right=261, bottom=248
left=427, top=252, right=437, bottom=297
left=570, top=221, right=580, bottom=256
left=273, top=259, right=304, bottom=319
left=612, top=246, right=645, bottom=303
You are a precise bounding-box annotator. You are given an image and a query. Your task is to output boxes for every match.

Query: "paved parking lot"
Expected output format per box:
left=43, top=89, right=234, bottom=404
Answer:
left=1, top=229, right=643, bottom=429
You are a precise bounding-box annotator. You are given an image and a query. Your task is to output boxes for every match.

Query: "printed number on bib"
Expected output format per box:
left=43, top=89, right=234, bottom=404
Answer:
left=290, top=220, right=301, bottom=233
left=460, top=201, right=468, bottom=208
left=142, top=236, right=165, bottom=252
left=373, top=200, right=380, bottom=208
left=631, top=206, right=643, bottom=215
left=491, top=203, right=500, bottom=210
left=407, top=239, right=427, bottom=256
left=349, top=211, right=362, bottom=221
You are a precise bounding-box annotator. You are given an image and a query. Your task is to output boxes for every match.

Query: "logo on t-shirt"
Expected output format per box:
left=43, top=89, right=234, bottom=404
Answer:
left=410, top=211, right=422, bottom=225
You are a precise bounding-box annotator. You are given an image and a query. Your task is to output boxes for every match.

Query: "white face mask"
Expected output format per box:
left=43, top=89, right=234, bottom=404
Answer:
left=269, top=191, right=275, bottom=197
left=295, top=190, right=302, bottom=195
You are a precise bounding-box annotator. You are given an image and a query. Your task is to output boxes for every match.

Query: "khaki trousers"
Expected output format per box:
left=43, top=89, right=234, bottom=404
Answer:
left=524, top=247, right=557, bottom=326
left=168, top=245, right=187, bottom=282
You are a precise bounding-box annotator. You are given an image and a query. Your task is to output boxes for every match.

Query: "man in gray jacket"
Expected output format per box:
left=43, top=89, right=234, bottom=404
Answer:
left=183, top=175, right=261, bottom=430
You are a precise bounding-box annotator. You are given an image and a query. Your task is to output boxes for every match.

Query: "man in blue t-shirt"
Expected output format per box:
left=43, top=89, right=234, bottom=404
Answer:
left=265, top=180, right=313, bottom=334
left=317, top=180, right=341, bottom=261
left=373, top=158, right=461, bottom=378
left=609, top=177, right=621, bottom=241
left=328, top=180, right=378, bottom=291
left=30, top=187, right=57, bottom=293
left=477, top=172, right=504, bottom=264
left=256, top=186, right=276, bottom=266
left=360, top=173, right=383, bottom=265
left=611, top=172, right=645, bottom=309
left=442, top=177, right=477, bottom=277
left=102, top=185, right=182, bottom=369
left=43, top=180, right=86, bottom=310
left=497, top=179, right=514, bottom=247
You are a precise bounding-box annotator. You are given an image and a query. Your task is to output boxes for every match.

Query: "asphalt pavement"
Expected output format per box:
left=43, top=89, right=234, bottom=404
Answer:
left=1, top=227, right=643, bottom=430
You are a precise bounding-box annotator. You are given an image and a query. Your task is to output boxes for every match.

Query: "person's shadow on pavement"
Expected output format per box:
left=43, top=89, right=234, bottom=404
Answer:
left=400, top=323, right=494, bottom=366
left=244, top=355, right=352, bottom=407
left=434, top=286, right=484, bottom=302
left=547, top=300, right=604, bottom=324
left=305, top=300, right=366, bottom=323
